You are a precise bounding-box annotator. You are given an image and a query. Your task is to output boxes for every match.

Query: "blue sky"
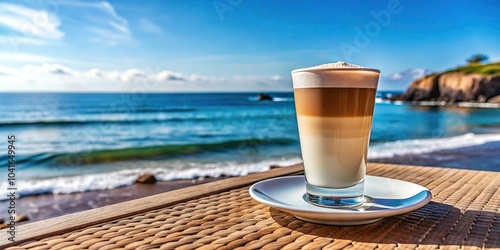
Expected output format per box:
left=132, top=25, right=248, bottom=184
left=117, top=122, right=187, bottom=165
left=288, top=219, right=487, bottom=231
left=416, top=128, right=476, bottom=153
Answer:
left=0, top=0, right=498, bottom=92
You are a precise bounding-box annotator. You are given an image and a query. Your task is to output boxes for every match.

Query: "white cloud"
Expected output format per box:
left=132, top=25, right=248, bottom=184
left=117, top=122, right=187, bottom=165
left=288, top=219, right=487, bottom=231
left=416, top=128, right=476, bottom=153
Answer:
left=120, top=69, right=147, bottom=82
left=0, top=35, right=46, bottom=46
left=0, top=1, right=133, bottom=46
left=105, top=71, right=121, bottom=81
left=189, top=74, right=225, bottom=82
left=189, top=74, right=209, bottom=82
left=0, top=52, right=58, bottom=63
left=234, top=75, right=258, bottom=81
left=234, top=75, right=286, bottom=82
left=270, top=75, right=283, bottom=81
left=0, top=65, right=20, bottom=75
left=0, top=3, right=63, bottom=41
left=85, top=68, right=104, bottom=78
left=109, top=21, right=130, bottom=36
left=62, top=1, right=131, bottom=45
left=138, top=18, right=163, bottom=34
left=21, top=64, right=42, bottom=74
left=386, top=68, right=432, bottom=82
left=82, top=69, right=120, bottom=81
left=156, top=70, right=186, bottom=82
left=0, top=64, right=290, bottom=92
left=389, top=72, right=403, bottom=80
left=45, top=64, right=78, bottom=75
left=23, top=63, right=79, bottom=76
left=411, top=68, right=431, bottom=79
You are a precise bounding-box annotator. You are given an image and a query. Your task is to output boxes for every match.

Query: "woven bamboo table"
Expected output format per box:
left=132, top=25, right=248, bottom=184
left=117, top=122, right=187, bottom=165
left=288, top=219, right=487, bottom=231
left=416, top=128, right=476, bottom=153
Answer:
left=1, top=163, right=499, bottom=249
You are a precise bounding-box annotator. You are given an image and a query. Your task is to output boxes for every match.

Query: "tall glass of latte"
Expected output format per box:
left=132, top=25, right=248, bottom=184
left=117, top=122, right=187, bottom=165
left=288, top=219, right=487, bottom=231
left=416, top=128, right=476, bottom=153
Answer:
left=291, top=62, right=380, bottom=207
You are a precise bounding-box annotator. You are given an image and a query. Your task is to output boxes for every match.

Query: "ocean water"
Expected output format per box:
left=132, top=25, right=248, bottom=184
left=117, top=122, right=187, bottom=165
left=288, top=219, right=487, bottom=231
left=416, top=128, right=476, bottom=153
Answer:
left=1, top=92, right=500, bottom=198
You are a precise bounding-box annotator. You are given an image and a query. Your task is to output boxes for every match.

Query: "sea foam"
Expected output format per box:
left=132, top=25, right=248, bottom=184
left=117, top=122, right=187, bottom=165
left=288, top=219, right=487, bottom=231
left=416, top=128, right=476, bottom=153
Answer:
left=309, top=61, right=364, bottom=69
left=368, top=133, right=500, bottom=159
left=0, top=158, right=302, bottom=199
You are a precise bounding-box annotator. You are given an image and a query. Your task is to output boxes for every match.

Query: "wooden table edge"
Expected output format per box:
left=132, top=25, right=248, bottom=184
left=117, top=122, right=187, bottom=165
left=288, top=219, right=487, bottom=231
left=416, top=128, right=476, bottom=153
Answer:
left=1, top=163, right=492, bottom=248
left=0, top=163, right=304, bottom=247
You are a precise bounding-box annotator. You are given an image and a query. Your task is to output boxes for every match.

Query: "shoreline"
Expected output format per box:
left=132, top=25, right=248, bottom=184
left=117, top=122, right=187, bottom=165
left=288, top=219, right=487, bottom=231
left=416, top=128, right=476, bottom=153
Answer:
left=2, top=141, right=500, bottom=225
left=0, top=176, right=230, bottom=225
left=370, top=140, right=500, bottom=171
left=377, top=98, right=500, bottom=108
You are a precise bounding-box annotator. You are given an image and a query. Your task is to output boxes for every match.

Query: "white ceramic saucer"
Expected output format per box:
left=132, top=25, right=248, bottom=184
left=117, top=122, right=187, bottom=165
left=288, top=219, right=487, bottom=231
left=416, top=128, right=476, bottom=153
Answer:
left=249, top=175, right=432, bottom=225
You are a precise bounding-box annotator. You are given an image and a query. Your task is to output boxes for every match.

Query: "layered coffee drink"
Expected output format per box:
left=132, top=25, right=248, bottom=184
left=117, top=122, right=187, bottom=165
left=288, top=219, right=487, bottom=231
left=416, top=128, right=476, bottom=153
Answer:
left=292, top=62, right=380, bottom=207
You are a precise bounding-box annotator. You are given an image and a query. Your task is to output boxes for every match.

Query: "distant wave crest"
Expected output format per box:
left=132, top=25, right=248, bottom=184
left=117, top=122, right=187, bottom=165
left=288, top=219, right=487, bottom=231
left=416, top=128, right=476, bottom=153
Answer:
left=84, top=107, right=197, bottom=114
left=368, top=133, right=500, bottom=159
left=0, top=158, right=302, bottom=199
left=0, top=113, right=295, bottom=127
left=46, top=138, right=296, bottom=165
left=247, top=97, right=294, bottom=102
left=272, top=97, right=294, bottom=102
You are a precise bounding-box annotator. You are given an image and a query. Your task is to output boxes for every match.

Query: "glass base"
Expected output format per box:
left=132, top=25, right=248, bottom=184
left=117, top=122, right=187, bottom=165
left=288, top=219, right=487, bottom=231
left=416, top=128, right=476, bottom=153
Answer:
left=305, top=179, right=365, bottom=208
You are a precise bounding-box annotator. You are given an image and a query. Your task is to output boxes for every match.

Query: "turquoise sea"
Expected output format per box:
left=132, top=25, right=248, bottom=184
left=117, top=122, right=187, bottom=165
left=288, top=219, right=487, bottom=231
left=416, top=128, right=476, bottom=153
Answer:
left=1, top=92, right=500, bottom=198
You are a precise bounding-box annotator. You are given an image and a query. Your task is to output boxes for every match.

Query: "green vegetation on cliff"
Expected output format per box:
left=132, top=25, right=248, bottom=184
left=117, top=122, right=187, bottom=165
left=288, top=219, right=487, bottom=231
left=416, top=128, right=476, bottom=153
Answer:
left=445, top=62, right=500, bottom=76
left=402, top=55, right=500, bottom=103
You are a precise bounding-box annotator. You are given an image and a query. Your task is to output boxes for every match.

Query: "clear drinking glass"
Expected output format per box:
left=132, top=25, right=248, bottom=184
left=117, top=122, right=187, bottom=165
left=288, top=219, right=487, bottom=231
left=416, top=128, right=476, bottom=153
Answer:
left=291, top=65, right=380, bottom=207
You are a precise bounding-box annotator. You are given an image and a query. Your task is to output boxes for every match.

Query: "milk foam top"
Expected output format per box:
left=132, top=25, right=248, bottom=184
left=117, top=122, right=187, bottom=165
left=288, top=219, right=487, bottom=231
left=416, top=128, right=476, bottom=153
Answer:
left=291, top=61, right=380, bottom=89
left=308, top=61, right=364, bottom=69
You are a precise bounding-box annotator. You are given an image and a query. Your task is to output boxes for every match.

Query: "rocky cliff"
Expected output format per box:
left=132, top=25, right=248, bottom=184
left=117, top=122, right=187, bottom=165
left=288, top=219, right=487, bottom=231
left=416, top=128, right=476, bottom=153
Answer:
left=402, top=72, right=500, bottom=103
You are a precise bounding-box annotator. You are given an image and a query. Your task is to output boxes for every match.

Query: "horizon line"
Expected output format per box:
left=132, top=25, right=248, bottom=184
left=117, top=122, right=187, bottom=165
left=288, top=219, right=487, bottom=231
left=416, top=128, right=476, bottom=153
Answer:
left=0, top=89, right=405, bottom=94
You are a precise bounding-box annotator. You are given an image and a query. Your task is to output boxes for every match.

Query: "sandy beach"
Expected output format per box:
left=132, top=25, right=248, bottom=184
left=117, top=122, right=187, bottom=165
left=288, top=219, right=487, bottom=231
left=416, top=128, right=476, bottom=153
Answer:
left=0, top=176, right=230, bottom=226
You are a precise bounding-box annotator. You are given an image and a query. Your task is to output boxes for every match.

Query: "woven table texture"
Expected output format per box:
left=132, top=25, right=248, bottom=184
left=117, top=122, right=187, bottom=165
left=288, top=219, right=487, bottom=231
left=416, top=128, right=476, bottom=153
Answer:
left=6, top=164, right=500, bottom=249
